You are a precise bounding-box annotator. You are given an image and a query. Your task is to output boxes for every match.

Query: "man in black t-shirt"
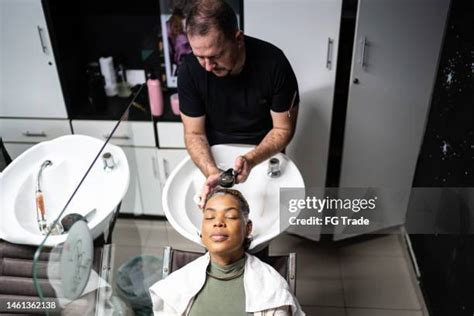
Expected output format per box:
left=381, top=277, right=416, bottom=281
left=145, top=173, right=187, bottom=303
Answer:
left=179, top=0, right=299, bottom=206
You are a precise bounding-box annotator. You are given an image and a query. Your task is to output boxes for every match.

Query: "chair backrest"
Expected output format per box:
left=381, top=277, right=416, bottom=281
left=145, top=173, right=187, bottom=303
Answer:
left=161, top=246, right=296, bottom=294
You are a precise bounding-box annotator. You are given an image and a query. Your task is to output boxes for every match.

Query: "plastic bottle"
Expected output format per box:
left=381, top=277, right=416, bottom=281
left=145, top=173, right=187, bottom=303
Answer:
left=147, top=71, right=164, bottom=117
left=99, top=56, right=118, bottom=96
left=170, top=93, right=180, bottom=115
left=117, top=64, right=132, bottom=98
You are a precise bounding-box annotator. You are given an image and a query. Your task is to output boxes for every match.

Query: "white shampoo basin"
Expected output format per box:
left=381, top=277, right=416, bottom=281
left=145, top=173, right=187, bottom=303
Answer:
left=162, top=144, right=305, bottom=251
left=0, top=135, right=129, bottom=246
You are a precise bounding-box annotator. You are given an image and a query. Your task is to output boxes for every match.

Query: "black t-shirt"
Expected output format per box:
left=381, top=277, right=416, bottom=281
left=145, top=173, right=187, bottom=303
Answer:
left=178, top=35, right=299, bottom=145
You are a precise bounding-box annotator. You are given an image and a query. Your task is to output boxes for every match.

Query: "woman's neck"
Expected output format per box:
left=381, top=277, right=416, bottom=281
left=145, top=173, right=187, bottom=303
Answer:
left=210, top=250, right=245, bottom=266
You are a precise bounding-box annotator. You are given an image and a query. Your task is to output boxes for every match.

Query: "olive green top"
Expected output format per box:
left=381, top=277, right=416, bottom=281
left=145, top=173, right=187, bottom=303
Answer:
left=188, top=256, right=252, bottom=316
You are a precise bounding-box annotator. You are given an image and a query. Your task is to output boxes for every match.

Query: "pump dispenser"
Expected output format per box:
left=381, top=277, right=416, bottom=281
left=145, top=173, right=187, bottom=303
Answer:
left=147, top=70, right=164, bottom=117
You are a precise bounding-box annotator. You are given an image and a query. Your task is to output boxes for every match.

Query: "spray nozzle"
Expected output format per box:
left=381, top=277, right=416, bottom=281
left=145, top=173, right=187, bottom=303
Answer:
left=219, top=168, right=237, bottom=188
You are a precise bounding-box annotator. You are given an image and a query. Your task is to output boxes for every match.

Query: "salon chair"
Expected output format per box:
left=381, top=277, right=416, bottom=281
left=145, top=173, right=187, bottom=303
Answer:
left=0, top=204, right=121, bottom=315
left=161, top=246, right=296, bottom=294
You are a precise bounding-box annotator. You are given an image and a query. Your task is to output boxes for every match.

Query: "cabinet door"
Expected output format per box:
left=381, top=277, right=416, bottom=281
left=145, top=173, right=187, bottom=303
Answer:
left=3, top=143, right=34, bottom=161
left=156, top=149, right=188, bottom=186
left=0, top=118, right=71, bottom=142
left=245, top=0, right=342, bottom=241
left=120, top=146, right=144, bottom=215
left=336, top=0, right=449, bottom=239
left=71, top=120, right=155, bottom=147
left=156, top=122, right=185, bottom=148
left=0, top=0, right=67, bottom=118
left=135, top=147, right=163, bottom=216
left=245, top=0, right=342, bottom=189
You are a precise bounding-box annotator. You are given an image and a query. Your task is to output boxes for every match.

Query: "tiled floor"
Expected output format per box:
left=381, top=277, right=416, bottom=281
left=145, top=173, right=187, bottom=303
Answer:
left=110, top=218, right=427, bottom=316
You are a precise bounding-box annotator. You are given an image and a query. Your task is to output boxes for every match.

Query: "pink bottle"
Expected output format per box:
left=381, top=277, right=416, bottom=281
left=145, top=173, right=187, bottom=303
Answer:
left=170, top=93, right=180, bottom=115
left=147, top=72, right=164, bottom=117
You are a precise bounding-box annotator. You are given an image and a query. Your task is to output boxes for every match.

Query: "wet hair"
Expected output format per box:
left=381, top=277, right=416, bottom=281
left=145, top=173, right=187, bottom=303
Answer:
left=204, top=187, right=252, bottom=250
left=185, top=0, right=238, bottom=41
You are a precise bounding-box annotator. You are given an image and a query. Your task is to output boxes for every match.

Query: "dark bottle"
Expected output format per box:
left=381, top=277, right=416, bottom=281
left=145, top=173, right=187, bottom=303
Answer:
left=86, top=62, right=107, bottom=111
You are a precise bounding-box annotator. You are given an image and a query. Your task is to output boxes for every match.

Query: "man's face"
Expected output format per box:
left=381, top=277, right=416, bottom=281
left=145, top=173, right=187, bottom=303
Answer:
left=188, top=28, right=240, bottom=77
left=201, top=194, right=250, bottom=256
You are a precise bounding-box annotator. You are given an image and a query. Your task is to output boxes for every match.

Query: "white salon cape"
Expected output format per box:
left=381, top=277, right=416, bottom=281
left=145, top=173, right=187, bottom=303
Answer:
left=149, top=253, right=305, bottom=316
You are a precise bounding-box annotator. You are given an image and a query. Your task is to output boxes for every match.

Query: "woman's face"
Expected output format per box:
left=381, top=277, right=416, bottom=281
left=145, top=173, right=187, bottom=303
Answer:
left=201, top=194, right=250, bottom=257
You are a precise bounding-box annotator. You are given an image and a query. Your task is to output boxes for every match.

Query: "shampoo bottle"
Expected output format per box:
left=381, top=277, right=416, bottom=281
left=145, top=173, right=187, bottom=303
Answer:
left=147, top=71, right=164, bottom=117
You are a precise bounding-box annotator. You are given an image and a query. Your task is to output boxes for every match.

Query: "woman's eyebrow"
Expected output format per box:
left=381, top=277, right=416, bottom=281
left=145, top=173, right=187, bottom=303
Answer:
left=203, top=207, right=239, bottom=212
left=224, top=207, right=239, bottom=212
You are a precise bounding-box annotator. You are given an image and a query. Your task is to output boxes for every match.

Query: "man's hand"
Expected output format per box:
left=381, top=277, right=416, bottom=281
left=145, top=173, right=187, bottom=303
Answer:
left=234, top=108, right=298, bottom=179
left=199, top=172, right=220, bottom=208
left=234, top=155, right=254, bottom=184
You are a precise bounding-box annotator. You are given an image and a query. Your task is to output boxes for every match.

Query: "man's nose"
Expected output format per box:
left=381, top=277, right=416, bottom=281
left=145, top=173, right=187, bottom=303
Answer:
left=204, top=58, right=215, bottom=72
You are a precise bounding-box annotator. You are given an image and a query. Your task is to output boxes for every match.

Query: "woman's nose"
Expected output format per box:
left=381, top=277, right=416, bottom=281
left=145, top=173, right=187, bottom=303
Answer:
left=213, top=218, right=225, bottom=227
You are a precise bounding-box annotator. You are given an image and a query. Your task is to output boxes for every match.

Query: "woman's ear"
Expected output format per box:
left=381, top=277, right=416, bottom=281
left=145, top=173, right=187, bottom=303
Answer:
left=246, top=220, right=253, bottom=237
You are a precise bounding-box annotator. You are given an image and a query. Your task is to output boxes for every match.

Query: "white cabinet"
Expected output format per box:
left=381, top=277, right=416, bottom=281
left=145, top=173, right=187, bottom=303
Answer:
left=71, top=120, right=155, bottom=147
left=118, top=146, right=144, bottom=215
left=0, top=118, right=71, bottom=142
left=109, top=148, right=187, bottom=216
left=0, top=118, right=72, bottom=159
left=3, top=143, right=34, bottom=160
left=0, top=0, right=67, bottom=118
left=335, top=0, right=449, bottom=239
left=245, top=0, right=342, bottom=190
left=117, top=148, right=187, bottom=216
left=156, top=149, right=188, bottom=185
left=135, top=147, right=162, bottom=216
left=156, top=122, right=185, bottom=148
left=245, top=0, right=343, bottom=241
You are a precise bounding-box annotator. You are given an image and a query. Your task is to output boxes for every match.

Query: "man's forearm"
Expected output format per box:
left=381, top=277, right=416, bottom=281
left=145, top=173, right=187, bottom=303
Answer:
left=185, top=133, right=219, bottom=177
left=244, top=127, right=294, bottom=167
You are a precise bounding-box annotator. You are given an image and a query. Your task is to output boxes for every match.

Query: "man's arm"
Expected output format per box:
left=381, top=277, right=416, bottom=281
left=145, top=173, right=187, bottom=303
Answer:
left=234, top=105, right=299, bottom=183
left=181, top=113, right=219, bottom=177
left=181, top=113, right=221, bottom=207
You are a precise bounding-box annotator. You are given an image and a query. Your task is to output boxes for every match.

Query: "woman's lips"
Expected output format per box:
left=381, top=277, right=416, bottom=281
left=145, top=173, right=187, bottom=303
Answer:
left=210, top=234, right=228, bottom=242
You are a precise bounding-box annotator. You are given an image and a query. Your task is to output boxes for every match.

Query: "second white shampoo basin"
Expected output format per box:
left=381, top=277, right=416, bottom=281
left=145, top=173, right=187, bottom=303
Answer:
left=163, top=144, right=305, bottom=251
left=0, top=135, right=129, bottom=246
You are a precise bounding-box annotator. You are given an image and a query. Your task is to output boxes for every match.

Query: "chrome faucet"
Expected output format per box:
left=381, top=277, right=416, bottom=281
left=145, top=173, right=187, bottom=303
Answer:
left=102, top=152, right=116, bottom=171
left=267, top=158, right=281, bottom=178
left=36, top=160, right=52, bottom=192
left=36, top=160, right=52, bottom=232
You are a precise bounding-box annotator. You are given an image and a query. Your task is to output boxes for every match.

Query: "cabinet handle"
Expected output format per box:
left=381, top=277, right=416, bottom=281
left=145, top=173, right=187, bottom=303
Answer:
left=23, top=131, right=47, bottom=137
left=37, top=26, right=48, bottom=55
left=163, top=158, right=169, bottom=178
left=156, top=157, right=168, bottom=184
left=151, top=156, right=159, bottom=179
left=326, top=38, right=334, bottom=70
left=103, top=134, right=130, bottom=140
left=359, top=37, right=368, bottom=69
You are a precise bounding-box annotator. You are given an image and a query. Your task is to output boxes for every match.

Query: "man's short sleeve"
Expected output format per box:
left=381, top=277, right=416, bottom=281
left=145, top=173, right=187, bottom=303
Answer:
left=177, top=60, right=206, bottom=117
left=271, top=51, right=300, bottom=113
